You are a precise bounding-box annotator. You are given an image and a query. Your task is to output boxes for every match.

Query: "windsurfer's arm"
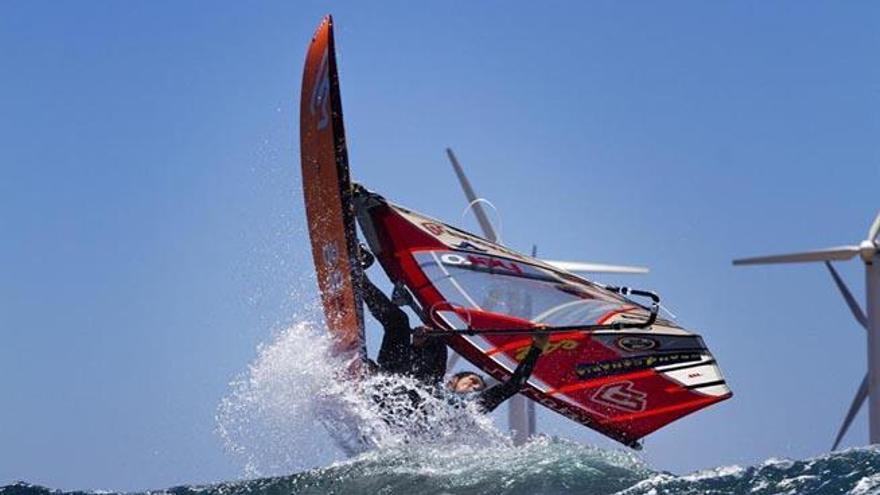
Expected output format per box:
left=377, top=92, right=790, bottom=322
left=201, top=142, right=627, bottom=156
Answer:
left=475, top=334, right=548, bottom=413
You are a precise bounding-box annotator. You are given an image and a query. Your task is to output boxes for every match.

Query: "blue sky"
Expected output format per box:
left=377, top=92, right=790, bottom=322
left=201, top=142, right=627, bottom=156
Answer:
left=2, top=1, right=879, bottom=491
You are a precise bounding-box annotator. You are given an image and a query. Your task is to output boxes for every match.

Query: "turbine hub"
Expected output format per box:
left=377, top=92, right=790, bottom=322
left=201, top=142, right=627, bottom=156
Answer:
left=859, top=239, right=877, bottom=263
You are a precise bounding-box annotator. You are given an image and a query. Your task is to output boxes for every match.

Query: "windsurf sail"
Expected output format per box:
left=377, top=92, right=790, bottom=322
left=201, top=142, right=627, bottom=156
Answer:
left=300, top=16, right=365, bottom=359
left=355, top=189, right=732, bottom=447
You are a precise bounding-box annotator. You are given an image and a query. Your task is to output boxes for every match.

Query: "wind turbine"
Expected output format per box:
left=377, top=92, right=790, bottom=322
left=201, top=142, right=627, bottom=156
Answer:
left=445, top=147, right=649, bottom=445
left=733, top=211, right=880, bottom=450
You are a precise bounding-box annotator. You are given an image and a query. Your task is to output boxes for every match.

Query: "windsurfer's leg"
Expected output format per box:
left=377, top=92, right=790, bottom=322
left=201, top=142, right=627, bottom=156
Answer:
left=361, top=275, right=410, bottom=332
left=361, top=274, right=413, bottom=370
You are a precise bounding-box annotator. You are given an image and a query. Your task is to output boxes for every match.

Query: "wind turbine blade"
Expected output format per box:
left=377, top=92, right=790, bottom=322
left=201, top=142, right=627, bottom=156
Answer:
left=732, top=246, right=860, bottom=266
left=825, top=262, right=868, bottom=330
left=446, top=148, right=498, bottom=242
left=543, top=260, right=649, bottom=274
left=832, top=373, right=869, bottom=450
left=869, top=211, right=880, bottom=242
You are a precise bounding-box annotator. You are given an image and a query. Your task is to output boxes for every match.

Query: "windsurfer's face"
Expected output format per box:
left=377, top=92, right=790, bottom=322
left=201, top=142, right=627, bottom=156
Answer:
left=450, top=373, right=486, bottom=393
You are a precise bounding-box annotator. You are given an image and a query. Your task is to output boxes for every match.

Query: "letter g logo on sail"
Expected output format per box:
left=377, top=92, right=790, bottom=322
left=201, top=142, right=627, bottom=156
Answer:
left=310, top=49, right=331, bottom=130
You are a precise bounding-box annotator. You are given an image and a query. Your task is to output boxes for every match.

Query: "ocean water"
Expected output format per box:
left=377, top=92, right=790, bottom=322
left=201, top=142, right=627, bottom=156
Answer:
left=4, top=443, right=880, bottom=495
left=6, top=324, right=880, bottom=495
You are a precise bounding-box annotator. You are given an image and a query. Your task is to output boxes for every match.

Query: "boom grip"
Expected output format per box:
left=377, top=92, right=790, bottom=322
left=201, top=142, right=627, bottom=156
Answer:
left=604, top=286, right=660, bottom=330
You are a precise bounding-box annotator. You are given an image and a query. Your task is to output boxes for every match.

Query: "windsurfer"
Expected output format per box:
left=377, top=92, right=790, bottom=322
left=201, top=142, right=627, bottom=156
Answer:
left=359, top=250, right=548, bottom=413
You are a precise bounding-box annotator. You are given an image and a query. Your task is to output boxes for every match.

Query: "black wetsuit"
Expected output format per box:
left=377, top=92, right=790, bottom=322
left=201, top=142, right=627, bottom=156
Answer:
left=361, top=276, right=448, bottom=385
left=361, top=275, right=542, bottom=410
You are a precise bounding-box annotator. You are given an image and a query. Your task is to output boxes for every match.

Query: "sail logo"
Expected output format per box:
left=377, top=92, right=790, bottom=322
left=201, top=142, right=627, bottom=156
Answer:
left=322, top=241, right=343, bottom=294
left=421, top=222, right=445, bottom=236
left=310, top=49, right=331, bottom=130
left=592, top=381, right=647, bottom=412
left=616, top=336, right=659, bottom=352
left=440, top=253, right=524, bottom=274
left=515, top=339, right=578, bottom=360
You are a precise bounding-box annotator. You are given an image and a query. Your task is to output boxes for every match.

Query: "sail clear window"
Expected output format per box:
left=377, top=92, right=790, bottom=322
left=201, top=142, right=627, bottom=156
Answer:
left=414, top=250, right=646, bottom=327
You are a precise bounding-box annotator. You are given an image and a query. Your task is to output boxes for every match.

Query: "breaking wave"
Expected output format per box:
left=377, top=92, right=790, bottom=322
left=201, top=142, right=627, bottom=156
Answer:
left=6, top=443, right=880, bottom=495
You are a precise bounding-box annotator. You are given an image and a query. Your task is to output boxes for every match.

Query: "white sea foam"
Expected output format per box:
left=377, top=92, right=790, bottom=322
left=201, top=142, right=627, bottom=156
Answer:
left=680, top=464, right=745, bottom=481
left=215, top=321, right=343, bottom=476
left=850, top=473, right=880, bottom=495
left=216, top=321, right=508, bottom=477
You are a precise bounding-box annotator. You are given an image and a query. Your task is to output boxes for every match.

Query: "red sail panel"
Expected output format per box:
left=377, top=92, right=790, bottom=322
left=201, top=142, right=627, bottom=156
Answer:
left=358, top=197, right=731, bottom=446
left=300, top=16, right=365, bottom=358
